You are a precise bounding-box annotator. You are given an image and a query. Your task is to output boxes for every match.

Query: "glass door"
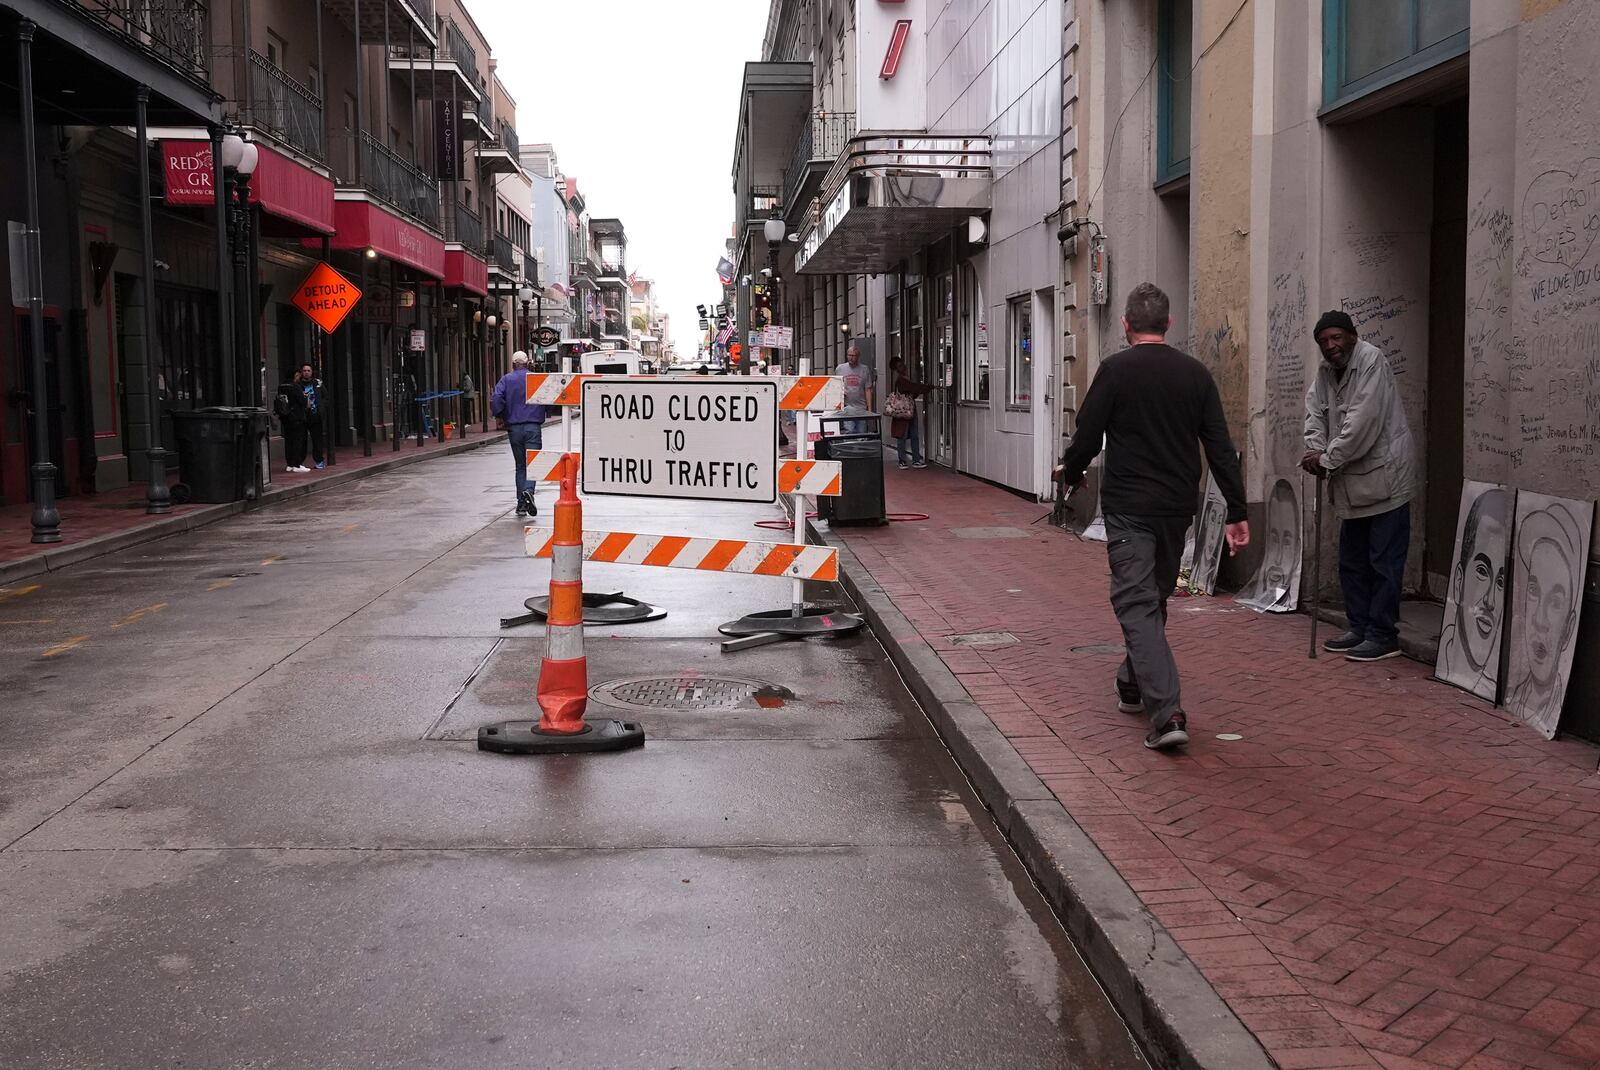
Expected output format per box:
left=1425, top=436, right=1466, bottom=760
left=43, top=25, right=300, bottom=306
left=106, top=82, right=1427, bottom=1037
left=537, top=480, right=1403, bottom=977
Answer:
left=928, top=273, right=955, bottom=466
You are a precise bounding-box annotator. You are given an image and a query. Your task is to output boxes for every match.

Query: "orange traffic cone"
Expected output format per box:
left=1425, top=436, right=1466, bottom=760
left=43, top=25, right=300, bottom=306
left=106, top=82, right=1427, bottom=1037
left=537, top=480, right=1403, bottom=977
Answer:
left=478, top=454, right=645, bottom=755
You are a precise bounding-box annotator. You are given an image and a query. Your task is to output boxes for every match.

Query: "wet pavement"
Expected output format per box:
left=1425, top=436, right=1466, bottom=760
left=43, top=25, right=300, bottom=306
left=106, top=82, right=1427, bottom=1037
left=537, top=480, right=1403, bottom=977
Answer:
left=0, top=448, right=1146, bottom=1069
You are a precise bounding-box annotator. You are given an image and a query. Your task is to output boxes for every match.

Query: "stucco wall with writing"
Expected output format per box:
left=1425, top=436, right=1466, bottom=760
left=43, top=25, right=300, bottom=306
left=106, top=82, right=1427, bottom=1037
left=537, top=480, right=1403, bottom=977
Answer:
left=1494, top=3, right=1600, bottom=501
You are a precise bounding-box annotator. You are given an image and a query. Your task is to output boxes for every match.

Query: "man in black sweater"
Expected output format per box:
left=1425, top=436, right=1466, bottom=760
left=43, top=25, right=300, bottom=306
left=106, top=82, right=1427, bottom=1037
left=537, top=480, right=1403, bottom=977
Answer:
left=1055, top=283, right=1250, bottom=750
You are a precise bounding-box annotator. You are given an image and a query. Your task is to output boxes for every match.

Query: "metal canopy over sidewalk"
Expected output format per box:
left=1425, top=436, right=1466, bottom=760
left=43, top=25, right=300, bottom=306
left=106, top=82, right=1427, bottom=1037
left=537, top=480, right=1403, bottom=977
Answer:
left=795, top=133, right=992, bottom=275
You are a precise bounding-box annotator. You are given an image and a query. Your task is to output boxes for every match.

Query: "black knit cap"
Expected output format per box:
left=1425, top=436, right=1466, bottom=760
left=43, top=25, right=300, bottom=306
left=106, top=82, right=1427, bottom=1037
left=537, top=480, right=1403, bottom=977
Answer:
left=1313, top=310, right=1356, bottom=339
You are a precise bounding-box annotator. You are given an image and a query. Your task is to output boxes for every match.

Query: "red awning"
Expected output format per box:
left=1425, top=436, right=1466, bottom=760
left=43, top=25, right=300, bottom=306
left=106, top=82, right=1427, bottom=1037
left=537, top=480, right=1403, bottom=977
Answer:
left=323, top=198, right=446, bottom=279
left=249, top=144, right=335, bottom=236
left=445, top=249, right=488, bottom=296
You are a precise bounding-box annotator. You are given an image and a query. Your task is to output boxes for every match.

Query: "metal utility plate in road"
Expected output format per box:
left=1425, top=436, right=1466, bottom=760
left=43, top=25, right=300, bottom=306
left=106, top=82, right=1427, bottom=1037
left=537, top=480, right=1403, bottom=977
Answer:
left=431, top=638, right=912, bottom=743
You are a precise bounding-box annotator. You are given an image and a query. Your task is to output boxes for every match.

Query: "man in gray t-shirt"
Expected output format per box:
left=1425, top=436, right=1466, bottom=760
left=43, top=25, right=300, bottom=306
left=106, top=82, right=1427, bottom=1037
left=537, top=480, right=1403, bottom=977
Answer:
left=835, top=344, right=875, bottom=433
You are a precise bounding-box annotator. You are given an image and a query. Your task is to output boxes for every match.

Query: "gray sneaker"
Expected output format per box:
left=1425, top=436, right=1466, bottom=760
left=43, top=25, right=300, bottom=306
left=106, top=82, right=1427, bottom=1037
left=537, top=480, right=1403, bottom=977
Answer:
left=1345, top=639, right=1402, bottom=662
left=1115, top=682, right=1143, bottom=715
left=1144, top=712, right=1189, bottom=750
left=1323, top=630, right=1363, bottom=652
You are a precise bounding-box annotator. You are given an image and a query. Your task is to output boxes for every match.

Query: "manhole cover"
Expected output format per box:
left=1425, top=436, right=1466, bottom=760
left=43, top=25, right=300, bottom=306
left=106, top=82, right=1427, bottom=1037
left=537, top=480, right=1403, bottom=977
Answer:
left=1070, top=644, right=1127, bottom=656
left=948, top=631, right=1020, bottom=647
left=590, top=676, right=792, bottom=712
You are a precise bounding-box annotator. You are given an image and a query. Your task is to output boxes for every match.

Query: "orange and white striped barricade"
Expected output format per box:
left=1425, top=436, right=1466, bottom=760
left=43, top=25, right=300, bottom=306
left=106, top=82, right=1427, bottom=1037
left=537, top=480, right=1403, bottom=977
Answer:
left=718, top=354, right=864, bottom=649
left=479, top=454, right=645, bottom=755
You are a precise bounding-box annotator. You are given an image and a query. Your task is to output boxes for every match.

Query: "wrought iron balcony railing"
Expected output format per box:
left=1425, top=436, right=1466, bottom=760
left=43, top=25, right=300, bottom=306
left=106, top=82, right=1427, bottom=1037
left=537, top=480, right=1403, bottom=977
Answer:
left=495, top=120, right=519, bottom=159
left=750, top=185, right=781, bottom=219
left=65, top=0, right=210, bottom=80
left=389, top=14, right=476, bottom=74
left=358, top=131, right=440, bottom=229
left=444, top=200, right=482, bottom=250
left=491, top=234, right=517, bottom=274
left=783, top=113, right=856, bottom=209
left=249, top=50, right=323, bottom=161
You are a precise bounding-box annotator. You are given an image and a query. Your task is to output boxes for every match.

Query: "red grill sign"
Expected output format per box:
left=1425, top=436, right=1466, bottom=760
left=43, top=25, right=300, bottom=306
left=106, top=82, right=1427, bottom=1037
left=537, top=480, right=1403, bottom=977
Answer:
left=162, top=140, right=217, bottom=206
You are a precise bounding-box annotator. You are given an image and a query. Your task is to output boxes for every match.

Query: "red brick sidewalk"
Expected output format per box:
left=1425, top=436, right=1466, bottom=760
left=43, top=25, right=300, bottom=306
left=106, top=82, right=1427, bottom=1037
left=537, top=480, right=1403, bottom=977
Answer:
left=1, top=431, right=499, bottom=569
left=838, top=460, right=1600, bottom=1070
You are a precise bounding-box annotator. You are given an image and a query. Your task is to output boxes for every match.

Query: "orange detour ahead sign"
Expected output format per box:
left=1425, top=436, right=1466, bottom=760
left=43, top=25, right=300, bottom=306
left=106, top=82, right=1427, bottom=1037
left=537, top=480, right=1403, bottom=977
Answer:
left=293, top=262, right=362, bottom=333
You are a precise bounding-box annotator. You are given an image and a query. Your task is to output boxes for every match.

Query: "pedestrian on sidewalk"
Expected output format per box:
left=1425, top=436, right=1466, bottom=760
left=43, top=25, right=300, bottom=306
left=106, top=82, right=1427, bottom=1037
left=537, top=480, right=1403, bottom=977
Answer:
left=885, top=356, right=933, bottom=469
left=835, top=343, right=876, bottom=434
left=277, top=364, right=326, bottom=474
left=1054, top=283, right=1249, bottom=751
left=1301, top=310, right=1416, bottom=663
left=490, top=352, right=547, bottom=518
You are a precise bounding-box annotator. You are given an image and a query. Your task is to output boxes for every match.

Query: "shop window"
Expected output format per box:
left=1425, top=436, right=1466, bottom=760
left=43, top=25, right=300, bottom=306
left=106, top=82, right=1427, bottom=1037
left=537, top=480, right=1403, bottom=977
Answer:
left=959, top=264, right=988, bottom=403
left=1008, top=296, right=1032, bottom=410
left=1157, top=0, right=1192, bottom=185
left=1324, top=0, right=1468, bottom=109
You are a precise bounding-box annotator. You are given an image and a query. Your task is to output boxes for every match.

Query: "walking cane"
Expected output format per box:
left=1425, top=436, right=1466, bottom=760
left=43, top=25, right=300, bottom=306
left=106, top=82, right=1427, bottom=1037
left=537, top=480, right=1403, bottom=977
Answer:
left=1308, top=471, right=1325, bottom=659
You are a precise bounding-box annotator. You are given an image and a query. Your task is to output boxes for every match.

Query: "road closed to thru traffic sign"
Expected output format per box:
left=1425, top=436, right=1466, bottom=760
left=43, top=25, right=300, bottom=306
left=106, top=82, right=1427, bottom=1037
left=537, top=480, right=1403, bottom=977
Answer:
left=581, top=378, right=778, bottom=503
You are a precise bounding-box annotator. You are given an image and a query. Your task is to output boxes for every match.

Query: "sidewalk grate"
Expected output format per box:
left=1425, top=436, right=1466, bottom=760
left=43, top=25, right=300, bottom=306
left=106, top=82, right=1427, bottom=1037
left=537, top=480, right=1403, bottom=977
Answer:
left=590, top=675, right=792, bottom=712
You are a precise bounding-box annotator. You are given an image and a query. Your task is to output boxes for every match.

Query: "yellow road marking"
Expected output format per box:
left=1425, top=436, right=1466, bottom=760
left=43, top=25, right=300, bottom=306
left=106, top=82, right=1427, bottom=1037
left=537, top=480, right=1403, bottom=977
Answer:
left=0, top=584, right=42, bottom=604
left=112, top=603, right=168, bottom=629
left=339, top=522, right=361, bottom=536
left=261, top=555, right=284, bottom=567
left=207, top=578, right=236, bottom=592
left=0, top=618, right=56, bottom=625
left=42, top=635, right=89, bottom=657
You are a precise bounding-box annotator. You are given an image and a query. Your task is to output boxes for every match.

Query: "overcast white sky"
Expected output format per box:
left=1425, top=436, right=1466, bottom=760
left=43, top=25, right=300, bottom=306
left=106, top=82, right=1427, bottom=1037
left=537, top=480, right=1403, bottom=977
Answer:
left=470, top=1, right=770, bottom=353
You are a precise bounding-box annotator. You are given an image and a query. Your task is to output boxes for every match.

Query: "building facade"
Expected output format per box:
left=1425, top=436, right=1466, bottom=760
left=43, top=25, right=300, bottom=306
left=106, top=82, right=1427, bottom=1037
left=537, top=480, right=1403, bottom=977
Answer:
left=0, top=0, right=543, bottom=525
left=736, top=0, right=1600, bottom=734
left=733, top=0, right=1084, bottom=497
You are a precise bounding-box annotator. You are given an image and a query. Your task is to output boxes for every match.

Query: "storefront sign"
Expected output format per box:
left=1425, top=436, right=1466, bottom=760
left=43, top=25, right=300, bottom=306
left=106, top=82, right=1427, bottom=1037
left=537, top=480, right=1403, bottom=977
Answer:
left=409, top=328, right=426, bottom=351
left=162, top=140, right=217, bottom=206
left=581, top=379, right=779, bottom=504
left=434, top=100, right=461, bottom=182
left=533, top=326, right=560, bottom=348
left=292, top=261, right=362, bottom=333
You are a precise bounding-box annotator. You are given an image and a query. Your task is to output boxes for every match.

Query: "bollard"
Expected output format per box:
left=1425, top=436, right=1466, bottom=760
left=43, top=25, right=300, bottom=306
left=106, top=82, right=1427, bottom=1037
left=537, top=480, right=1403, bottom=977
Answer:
left=478, top=453, right=645, bottom=756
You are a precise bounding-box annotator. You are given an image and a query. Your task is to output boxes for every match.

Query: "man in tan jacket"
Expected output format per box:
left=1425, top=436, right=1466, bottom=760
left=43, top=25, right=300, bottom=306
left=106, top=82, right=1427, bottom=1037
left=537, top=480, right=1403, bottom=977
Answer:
left=1302, top=310, right=1417, bottom=662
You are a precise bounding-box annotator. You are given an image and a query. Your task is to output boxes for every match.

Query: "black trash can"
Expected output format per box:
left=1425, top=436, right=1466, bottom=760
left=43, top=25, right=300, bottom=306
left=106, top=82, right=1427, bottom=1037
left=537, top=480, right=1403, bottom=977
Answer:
left=170, top=407, right=269, bottom=503
left=815, top=418, right=886, bottom=526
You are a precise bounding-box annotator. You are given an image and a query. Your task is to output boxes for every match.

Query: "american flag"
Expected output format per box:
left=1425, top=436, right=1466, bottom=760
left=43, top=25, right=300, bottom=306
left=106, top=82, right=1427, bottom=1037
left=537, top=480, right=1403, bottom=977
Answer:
left=715, top=324, right=734, bottom=345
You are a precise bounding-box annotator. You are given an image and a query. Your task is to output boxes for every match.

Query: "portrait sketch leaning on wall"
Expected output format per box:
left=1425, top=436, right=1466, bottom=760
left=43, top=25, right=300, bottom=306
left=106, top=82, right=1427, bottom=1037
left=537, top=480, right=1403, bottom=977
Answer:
left=1435, top=482, right=1513, bottom=702
left=1504, top=493, right=1594, bottom=740
left=1188, top=473, right=1227, bottom=596
left=1236, top=477, right=1302, bottom=613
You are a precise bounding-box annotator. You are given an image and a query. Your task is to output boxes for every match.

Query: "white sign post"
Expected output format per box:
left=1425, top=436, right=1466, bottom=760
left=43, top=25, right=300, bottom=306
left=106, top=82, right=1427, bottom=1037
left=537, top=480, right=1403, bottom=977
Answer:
left=580, top=379, right=779, bottom=504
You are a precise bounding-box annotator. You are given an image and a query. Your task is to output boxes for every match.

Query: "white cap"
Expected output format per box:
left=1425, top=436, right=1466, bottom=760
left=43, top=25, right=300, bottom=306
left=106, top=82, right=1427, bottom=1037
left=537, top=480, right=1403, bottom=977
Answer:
left=511, top=351, right=530, bottom=366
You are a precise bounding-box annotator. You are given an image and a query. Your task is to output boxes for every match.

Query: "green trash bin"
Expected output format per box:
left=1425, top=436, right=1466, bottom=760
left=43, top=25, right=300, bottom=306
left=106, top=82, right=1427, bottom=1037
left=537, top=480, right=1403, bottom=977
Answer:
left=170, top=407, right=268, bottom=503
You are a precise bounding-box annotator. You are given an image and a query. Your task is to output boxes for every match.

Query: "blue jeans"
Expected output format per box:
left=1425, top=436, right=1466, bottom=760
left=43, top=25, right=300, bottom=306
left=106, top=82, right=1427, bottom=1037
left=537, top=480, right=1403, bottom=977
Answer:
left=896, top=420, right=922, bottom=465
left=1339, top=503, right=1410, bottom=645
left=507, top=422, right=544, bottom=497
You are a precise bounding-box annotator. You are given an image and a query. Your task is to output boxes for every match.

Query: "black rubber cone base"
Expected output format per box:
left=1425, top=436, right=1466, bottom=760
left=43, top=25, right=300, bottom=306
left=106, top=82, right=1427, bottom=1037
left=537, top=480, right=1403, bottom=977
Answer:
left=718, top=607, right=866, bottom=639
left=500, top=592, right=666, bottom=628
left=477, top=718, right=646, bottom=755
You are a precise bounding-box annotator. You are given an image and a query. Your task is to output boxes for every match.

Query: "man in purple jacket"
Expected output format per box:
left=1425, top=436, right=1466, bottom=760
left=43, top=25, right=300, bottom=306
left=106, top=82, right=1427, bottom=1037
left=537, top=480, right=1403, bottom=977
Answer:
left=490, top=352, right=548, bottom=518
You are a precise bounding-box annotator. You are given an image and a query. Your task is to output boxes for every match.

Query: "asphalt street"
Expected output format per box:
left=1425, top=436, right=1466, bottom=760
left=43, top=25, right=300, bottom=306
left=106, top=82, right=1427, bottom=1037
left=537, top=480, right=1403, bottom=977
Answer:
left=0, top=444, right=1146, bottom=1070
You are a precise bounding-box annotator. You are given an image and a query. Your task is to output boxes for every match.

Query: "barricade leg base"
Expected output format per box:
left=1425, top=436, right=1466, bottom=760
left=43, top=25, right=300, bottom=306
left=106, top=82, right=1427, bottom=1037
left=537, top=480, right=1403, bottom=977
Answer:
left=520, top=592, right=667, bottom=625
left=718, top=607, right=866, bottom=639
left=477, top=718, right=646, bottom=755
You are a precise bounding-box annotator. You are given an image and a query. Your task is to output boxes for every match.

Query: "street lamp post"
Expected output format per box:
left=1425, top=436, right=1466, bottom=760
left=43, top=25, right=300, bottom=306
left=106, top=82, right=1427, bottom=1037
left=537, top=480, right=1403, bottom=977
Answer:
left=762, top=214, right=786, bottom=375
left=518, top=284, right=534, bottom=354
left=221, top=133, right=260, bottom=407
left=17, top=21, right=62, bottom=540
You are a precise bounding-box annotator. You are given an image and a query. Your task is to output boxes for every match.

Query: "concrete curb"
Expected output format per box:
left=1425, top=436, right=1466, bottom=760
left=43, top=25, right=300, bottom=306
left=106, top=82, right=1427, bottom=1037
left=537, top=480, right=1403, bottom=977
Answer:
left=812, top=520, right=1277, bottom=1070
left=0, top=433, right=508, bottom=586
